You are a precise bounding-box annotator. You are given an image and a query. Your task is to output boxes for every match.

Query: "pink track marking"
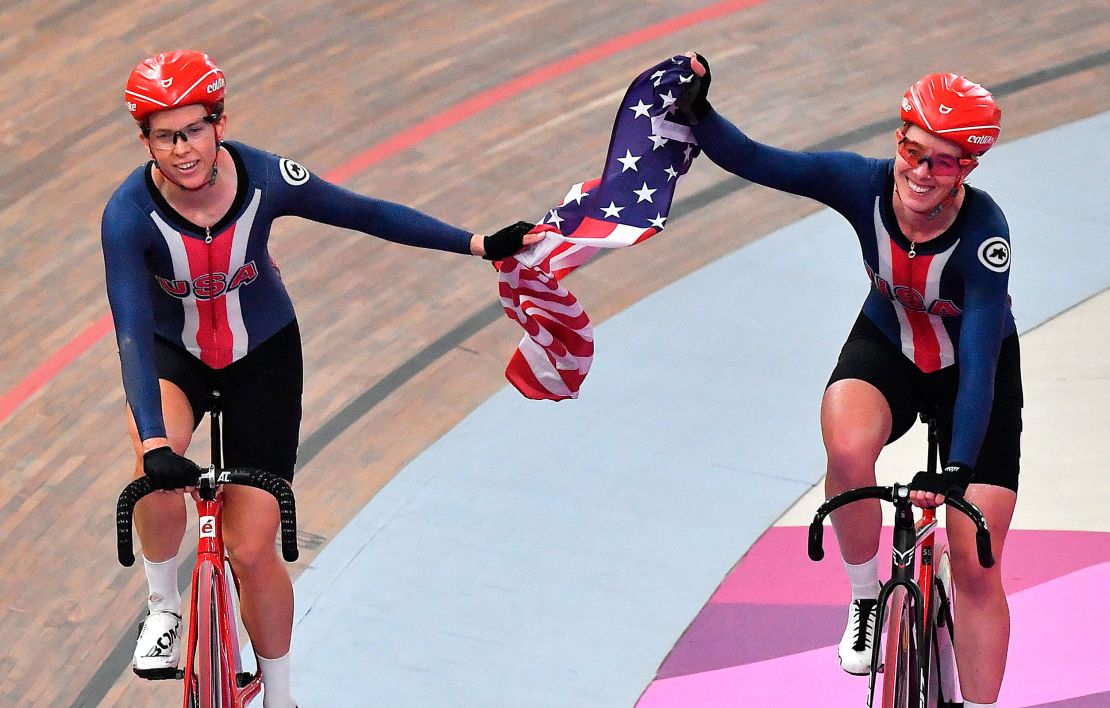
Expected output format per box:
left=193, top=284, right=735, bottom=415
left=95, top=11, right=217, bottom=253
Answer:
left=709, top=527, right=1110, bottom=605
left=639, top=559, right=1110, bottom=706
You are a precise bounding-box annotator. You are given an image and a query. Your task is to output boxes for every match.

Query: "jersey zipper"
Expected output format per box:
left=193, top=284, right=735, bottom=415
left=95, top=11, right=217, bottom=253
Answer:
left=204, top=226, right=216, bottom=331
left=908, top=240, right=916, bottom=259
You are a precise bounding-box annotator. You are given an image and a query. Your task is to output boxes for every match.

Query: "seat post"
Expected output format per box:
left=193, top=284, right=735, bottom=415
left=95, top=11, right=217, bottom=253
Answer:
left=923, top=414, right=939, bottom=476
left=209, top=390, right=222, bottom=470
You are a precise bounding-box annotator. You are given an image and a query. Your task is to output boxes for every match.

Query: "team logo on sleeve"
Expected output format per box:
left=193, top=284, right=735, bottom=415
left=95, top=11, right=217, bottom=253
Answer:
left=977, top=237, right=1010, bottom=273
left=279, top=158, right=310, bottom=186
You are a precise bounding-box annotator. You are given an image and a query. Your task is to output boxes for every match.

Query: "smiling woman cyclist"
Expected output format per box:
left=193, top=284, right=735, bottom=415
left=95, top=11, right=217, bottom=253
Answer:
left=103, top=50, right=537, bottom=708
left=679, top=54, right=1019, bottom=708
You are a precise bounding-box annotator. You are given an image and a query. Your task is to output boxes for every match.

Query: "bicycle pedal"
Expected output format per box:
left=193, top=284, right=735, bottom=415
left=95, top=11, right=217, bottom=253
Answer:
left=132, top=666, right=183, bottom=681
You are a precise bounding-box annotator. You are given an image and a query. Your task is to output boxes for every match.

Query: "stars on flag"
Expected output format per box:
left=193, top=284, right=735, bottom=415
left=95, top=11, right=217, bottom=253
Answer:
left=617, top=149, right=641, bottom=172
left=633, top=182, right=657, bottom=203
left=601, top=202, right=625, bottom=219
left=628, top=99, right=652, bottom=118
left=564, top=182, right=590, bottom=204
left=548, top=56, right=701, bottom=232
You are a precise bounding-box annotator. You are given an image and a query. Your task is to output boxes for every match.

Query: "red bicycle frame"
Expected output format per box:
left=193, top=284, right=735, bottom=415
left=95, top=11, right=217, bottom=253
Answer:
left=181, top=478, right=262, bottom=707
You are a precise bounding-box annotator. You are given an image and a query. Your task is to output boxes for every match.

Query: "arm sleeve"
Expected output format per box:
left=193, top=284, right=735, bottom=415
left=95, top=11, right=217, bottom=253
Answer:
left=101, top=198, right=166, bottom=440
left=948, top=231, right=1012, bottom=467
left=274, top=163, right=473, bottom=254
left=691, top=109, right=870, bottom=214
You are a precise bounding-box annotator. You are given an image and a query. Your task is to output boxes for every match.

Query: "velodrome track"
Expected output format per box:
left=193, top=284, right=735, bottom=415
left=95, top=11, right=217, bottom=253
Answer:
left=0, top=2, right=1106, bottom=706
left=283, top=113, right=1110, bottom=707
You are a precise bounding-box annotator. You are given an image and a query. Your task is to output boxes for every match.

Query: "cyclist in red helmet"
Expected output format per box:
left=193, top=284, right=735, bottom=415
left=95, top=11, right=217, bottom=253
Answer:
left=125, top=50, right=229, bottom=191
left=679, top=55, right=1016, bottom=708
left=105, top=49, right=538, bottom=708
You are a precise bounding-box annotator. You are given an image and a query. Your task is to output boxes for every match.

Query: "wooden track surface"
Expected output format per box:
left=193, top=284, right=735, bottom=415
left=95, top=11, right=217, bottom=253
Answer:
left=0, top=1, right=1107, bottom=705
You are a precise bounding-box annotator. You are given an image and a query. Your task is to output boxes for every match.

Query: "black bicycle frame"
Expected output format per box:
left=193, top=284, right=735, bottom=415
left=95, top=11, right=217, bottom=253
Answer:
left=866, top=419, right=941, bottom=706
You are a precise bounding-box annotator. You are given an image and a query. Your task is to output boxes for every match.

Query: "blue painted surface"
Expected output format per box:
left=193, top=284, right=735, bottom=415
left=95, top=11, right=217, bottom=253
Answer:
left=285, top=112, right=1109, bottom=707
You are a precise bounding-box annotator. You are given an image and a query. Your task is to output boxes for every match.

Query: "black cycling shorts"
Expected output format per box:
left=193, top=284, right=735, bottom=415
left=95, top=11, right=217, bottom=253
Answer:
left=153, top=320, right=303, bottom=482
left=827, top=313, right=1022, bottom=492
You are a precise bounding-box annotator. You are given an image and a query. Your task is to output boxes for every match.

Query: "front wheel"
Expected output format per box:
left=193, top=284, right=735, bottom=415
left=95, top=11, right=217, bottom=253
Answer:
left=196, top=561, right=228, bottom=708
left=881, top=585, right=921, bottom=708
left=926, top=547, right=958, bottom=707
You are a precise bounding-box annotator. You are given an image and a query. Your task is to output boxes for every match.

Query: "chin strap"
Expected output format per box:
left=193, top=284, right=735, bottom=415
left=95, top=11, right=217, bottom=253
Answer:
left=925, top=183, right=961, bottom=221
left=208, top=144, right=220, bottom=187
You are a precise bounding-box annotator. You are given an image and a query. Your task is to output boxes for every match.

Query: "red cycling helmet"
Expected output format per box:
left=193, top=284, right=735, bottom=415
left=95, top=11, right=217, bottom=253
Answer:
left=125, top=50, right=225, bottom=124
left=900, top=73, right=1001, bottom=157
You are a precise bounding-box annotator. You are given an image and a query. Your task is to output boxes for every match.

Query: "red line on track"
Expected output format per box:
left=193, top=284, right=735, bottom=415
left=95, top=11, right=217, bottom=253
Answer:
left=0, top=314, right=115, bottom=423
left=325, top=0, right=762, bottom=183
left=0, top=0, right=763, bottom=425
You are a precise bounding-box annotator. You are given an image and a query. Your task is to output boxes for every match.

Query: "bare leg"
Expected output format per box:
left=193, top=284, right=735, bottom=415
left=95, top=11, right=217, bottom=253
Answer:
left=821, top=379, right=891, bottom=563
left=128, top=380, right=196, bottom=563
left=220, top=485, right=294, bottom=660
left=947, top=483, right=1016, bottom=703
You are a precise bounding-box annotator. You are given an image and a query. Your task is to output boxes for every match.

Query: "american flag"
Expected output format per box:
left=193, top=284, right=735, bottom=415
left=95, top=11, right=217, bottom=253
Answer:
left=495, top=55, right=700, bottom=400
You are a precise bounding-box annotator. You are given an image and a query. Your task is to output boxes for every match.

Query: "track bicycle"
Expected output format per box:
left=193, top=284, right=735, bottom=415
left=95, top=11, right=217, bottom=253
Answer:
left=116, top=393, right=299, bottom=708
left=808, top=416, right=995, bottom=708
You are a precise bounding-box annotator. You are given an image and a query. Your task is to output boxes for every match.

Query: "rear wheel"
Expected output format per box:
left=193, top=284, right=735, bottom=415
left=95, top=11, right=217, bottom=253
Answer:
left=926, top=547, right=958, bottom=707
left=881, top=585, right=921, bottom=708
left=196, top=561, right=227, bottom=708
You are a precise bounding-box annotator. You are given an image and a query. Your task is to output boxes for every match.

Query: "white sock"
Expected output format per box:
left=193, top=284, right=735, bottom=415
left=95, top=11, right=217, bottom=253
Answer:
left=963, top=701, right=997, bottom=707
left=843, top=554, right=880, bottom=600
left=258, top=651, right=296, bottom=708
left=143, top=555, right=181, bottom=614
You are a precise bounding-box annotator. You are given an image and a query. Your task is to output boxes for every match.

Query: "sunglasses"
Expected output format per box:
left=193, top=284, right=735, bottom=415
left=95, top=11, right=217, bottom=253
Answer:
left=147, top=115, right=218, bottom=152
left=895, top=129, right=976, bottom=178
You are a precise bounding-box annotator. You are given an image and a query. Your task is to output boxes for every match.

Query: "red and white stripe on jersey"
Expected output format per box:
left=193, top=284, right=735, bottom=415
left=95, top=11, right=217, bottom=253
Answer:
left=872, top=198, right=957, bottom=372
left=497, top=180, right=659, bottom=400
left=150, top=189, right=261, bottom=368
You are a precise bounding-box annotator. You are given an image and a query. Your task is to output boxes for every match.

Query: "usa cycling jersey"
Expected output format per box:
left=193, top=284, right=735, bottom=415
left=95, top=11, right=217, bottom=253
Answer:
left=692, top=110, right=1015, bottom=467
left=102, top=140, right=472, bottom=440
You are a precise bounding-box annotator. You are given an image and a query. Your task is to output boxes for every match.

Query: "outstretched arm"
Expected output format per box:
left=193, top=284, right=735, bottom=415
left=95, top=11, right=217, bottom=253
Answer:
left=683, top=52, right=868, bottom=210
left=273, top=160, right=539, bottom=257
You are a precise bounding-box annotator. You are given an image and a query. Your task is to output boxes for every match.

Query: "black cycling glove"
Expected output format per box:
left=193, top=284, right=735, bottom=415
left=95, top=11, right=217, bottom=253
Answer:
left=677, top=53, right=713, bottom=122
left=143, top=446, right=202, bottom=490
left=483, top=221, right=536, bottom=261
left=909, top=463, right=973, bottom=498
